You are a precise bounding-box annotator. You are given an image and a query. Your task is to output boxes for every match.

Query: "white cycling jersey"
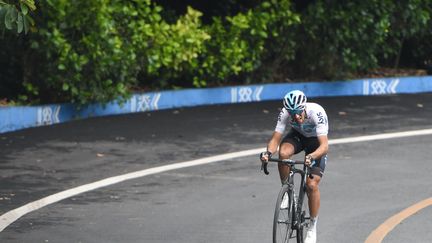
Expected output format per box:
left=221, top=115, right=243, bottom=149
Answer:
left=275, top=102, right=329, bottom=137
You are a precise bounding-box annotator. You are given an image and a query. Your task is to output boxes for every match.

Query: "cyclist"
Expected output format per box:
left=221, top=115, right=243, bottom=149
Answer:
left=260, top=90, right=329, bottom=243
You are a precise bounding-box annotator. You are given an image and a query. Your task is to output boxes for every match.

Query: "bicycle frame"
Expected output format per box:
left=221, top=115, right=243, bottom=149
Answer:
left=289, top=164, right=309, bottom=229
left=262, top=158, right=312, bottom=242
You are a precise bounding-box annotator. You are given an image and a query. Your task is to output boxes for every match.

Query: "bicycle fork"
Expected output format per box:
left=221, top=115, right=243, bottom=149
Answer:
left=286, top=183, right=300, bottom=231
left=291, top=191, right=301, bottom=229
left=297, top=183, right=310, bottom=229
left=291, top=180, right=310, bottom=230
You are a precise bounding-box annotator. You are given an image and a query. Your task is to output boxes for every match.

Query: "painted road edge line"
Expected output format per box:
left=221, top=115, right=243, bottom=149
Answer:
left=0, top=148, right=264, bottom=232
left=365, top=197, right=432, bottom=243
left=1, top=128, right=432, bottom=232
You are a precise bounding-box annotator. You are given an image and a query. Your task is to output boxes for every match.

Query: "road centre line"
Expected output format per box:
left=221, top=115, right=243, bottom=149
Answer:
left=1, top=128, right=432, bottom=232
left=365, top=197, right=432, bottom=243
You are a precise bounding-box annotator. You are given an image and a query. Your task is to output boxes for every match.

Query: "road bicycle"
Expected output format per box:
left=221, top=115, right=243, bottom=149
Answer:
left=261, top=157, right=313, bottom=243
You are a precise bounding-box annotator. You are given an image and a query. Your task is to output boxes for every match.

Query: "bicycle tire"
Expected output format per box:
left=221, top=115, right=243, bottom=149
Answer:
left=296, top=191, right=310, bottom=243
left=273, top=185, right=294, bottom=243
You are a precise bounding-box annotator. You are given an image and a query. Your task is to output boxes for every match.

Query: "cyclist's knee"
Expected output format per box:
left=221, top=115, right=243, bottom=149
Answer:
left=279, top=151, right=292, bottom=159
left=278, top=147, right=294, bottom=159
left=306, top=180, right=319, bottom=193
left=279, top=143, right=295, bottom=159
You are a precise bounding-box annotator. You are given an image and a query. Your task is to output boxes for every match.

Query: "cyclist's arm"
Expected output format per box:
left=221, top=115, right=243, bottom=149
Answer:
left=308, top=107, right=328, bottom=160
left=267, top=109, right=288, bottom=154
left=266, top=131, right=283, bottom=154
left=308, top=135, right=328, bottom=160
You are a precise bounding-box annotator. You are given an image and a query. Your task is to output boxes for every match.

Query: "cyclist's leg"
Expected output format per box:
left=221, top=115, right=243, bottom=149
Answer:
left=305, top=154, right=327, bottom=218
left=306, top=173, right=321, bottom=218
left=278, top=129, right=303, bottom=183
left=303, top=137, right=328, bottom=226
left=278, top=143, right=294, bottom=183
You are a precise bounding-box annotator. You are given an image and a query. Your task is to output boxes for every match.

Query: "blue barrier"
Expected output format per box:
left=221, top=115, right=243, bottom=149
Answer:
left=1, top=76, right=431, bottom=134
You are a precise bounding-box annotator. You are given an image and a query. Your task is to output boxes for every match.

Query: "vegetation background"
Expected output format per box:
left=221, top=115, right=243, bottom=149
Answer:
left=1, top=0, right=431, bottom=105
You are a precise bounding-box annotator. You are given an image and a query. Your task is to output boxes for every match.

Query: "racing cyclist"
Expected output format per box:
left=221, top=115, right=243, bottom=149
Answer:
left=260, top=90, right=329, bottom=243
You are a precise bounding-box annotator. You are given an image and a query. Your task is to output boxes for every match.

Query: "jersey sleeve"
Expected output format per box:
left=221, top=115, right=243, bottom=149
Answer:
left=275, top=109, right=289, bottom=134
left=311, top=107, right=329, bottom=136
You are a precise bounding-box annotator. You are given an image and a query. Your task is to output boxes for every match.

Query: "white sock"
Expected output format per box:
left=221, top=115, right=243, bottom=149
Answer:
left=310, top=216, right=318, bottom=231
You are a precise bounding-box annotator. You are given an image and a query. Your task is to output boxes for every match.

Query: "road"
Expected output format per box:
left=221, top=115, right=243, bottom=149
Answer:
left=1, top=93, right=432, bottom=242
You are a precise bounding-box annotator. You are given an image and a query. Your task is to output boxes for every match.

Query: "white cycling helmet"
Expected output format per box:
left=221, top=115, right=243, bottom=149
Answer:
left=283, top=90, right=307, bottom=111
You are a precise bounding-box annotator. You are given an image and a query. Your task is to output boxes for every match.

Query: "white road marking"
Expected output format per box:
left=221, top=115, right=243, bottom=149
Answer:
left=164, top=172, right=255, bottom=181
left=1, top=128, right=432, bottom=232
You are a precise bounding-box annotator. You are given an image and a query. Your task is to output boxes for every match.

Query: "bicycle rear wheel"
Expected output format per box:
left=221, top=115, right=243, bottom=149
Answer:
left=273, top=185, right=294, bottom=243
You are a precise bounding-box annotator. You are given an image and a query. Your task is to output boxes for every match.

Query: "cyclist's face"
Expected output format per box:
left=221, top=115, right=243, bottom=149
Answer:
left=289, top=109, right=305, bottom=123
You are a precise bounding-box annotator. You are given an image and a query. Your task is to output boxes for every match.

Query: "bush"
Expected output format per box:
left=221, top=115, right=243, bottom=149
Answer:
left=26, top=0, right=140, bottom=104
left=292, top=1, right=392, bottom=80
left=291, top=0, right=431, bottom=80
left=187, top=0, right=300, bottom=87
left=1, top=0, right=431, bottom=105
left=25, top=0, right=211, bottom=104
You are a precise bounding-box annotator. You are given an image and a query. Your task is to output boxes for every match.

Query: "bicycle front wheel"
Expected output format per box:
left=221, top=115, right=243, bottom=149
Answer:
left=296, top=191, right=310, bottom=243
left=273, top=185, right=294, bottom=243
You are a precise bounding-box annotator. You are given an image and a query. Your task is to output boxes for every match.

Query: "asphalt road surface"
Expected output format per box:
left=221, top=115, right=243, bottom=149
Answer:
left=1, top=93, right=432, bottom=243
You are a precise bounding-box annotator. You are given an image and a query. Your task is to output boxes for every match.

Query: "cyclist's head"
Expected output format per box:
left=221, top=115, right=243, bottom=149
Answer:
left=283, top=90, right=307, bottom=115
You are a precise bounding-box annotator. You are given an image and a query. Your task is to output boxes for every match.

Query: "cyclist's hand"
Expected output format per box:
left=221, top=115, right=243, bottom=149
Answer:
left=305, top=154, right=314, bottom=167
left=260, top=151, right=272, bottom=162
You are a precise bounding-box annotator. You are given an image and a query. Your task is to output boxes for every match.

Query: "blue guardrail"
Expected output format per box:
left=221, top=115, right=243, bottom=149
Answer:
left=1, top=76, right=431, bottom=134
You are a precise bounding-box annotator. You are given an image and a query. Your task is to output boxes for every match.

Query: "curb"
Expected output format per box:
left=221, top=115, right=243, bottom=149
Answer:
left=1, top=76, right=431, bottom=134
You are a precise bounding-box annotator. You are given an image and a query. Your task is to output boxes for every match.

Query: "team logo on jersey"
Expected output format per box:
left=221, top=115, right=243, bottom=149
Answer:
left=317, top=112, right=327, bottom=125
left=302, top=124, right=315, bottom=134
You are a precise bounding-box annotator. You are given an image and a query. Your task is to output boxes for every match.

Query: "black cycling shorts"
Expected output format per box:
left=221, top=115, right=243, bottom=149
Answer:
left=281, top=129, right=328, bottom=178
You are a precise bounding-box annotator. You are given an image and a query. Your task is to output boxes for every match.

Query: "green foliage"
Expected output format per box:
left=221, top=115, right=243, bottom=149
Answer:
left=25, top=0, right=212, bottom=104
left=0, top=0, right=35, bottom=34
left=294, top=1, right=393, bottom=79
left=193, top=0, right=300, bottom=86
left=29, top=0, right=143, bottom=104
left=292, top=0, right=432, bottom=80
left=380, top=0, right=431, bottom=68
left=1, top=0, right=432, bottom=105
left=129, top=4, right=210, bottom=88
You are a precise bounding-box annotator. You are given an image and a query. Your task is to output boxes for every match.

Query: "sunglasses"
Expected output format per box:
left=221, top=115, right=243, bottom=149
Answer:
left=287, top=109, right=303, bottom=116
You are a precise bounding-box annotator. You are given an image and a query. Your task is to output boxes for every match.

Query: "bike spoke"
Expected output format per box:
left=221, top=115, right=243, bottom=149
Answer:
left=274, top=188, right=295, bottom=243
